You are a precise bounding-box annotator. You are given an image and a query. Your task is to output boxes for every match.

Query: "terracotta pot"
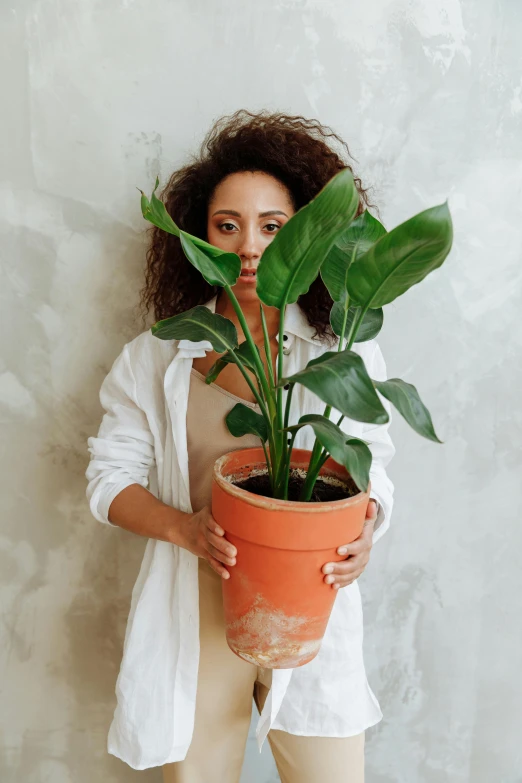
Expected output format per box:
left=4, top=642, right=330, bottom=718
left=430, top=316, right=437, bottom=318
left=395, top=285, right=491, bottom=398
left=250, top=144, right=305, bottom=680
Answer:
left=211, top=447, right=370, bottom=669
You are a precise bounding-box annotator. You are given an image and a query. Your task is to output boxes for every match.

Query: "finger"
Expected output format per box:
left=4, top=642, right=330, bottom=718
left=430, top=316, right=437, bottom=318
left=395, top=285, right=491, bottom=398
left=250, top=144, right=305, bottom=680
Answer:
left=357, top=523, right=375, bottom=549
left=206, top=530, right=237, bottom=559
left=323, top=558, right=364, bottom=583
left=333, top=573, right=360, bottom=589
left=206, top=542, right=237, bottom=567
left=331, top=566, right=366, bottom=588
left=337, top=523, right=375, bottom=554
left=336, top=513, right=375, bottom=556
left=334, top=539, right=367, bottom=557
left=206, top=554, right=230, bottom=579
left=366, top=499, right=378, bottom=520
left=333, top=557, right=365, bottom=574
left=205, top=515, right=225, bottom=537
left=322, top=555, right=359, bottom=576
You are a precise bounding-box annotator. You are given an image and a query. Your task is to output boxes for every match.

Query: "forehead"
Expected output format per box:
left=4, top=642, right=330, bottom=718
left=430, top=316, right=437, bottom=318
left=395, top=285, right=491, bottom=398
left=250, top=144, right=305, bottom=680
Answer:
left=209, top=170, right=293, bottom=207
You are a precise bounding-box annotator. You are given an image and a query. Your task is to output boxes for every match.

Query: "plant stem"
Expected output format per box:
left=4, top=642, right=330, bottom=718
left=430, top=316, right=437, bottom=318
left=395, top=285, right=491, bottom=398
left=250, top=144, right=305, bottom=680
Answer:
left=227, top=347, right=269, bottom=420
left=259, top=303, right=275, bottom=392
left=298, top=446, right=323, bottom=501
left=279, top=384, right=296, bottom=500
left=345, top=303, right=369, bottom=351
left=224, top=285, right=283, bottom=493
left=300, top=295, right=372, bottom=501
left=317, top=448, right=330, bottom=471
left=299, top=295, right=351, bottom=500
left=272, top=306, right=288, bottom=496
left=281, top=429, right=298, bottom=500
left=261, top=439, right=273, bottom=488
left=337, top=304, right=350, bottom=353
left=283, top=381, right=295, bottom=431
left=225, top=285, right=274, bottom=414
left=304, top=303, right=372, bottom=491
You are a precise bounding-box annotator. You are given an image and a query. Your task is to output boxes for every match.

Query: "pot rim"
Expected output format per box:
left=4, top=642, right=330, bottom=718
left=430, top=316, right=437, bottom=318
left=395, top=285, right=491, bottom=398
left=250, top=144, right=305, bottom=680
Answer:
left=213, top=447, right=370, bottom=513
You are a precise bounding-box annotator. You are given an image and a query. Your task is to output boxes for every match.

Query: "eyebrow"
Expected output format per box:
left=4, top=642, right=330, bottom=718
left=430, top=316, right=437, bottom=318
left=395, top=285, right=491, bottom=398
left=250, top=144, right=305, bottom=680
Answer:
left=211, top=209, right=289, bottom=218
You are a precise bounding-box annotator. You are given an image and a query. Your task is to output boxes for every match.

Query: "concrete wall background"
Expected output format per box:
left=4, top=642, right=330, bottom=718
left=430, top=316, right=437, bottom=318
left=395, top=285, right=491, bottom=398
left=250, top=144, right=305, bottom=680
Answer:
left=1, top=1, right=521, bottom=781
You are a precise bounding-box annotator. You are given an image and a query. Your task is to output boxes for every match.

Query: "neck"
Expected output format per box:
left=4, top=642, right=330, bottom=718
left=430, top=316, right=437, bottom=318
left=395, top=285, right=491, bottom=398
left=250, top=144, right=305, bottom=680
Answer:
left=215, top=290, right=281, bottom=342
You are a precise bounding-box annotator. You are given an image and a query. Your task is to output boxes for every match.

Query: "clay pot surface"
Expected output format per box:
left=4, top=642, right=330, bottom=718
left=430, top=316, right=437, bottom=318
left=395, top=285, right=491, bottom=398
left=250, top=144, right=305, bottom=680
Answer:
left=211, top=447, right=370, bottom=669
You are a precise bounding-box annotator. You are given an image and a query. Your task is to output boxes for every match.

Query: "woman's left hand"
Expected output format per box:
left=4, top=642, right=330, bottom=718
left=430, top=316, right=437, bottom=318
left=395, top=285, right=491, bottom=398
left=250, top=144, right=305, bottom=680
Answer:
left=321, top=499, right=379, bottom=590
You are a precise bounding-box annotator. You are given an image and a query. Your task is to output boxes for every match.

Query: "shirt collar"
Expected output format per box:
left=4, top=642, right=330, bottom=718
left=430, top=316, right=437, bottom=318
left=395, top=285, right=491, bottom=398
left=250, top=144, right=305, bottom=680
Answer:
left=177, top=294, right=323, bottom=356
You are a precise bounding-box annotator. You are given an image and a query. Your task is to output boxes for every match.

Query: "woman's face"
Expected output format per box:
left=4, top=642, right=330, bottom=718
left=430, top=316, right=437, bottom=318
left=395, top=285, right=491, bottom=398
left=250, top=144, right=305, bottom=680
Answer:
left=206, top=170, right=295, bottom=304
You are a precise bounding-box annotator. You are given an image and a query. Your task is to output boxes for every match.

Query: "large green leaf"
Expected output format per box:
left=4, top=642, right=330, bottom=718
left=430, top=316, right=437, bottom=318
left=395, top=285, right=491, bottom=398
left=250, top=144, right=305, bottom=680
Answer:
left=280, top=350, right=389, bottom=425
left=140, top=176, right=220, bottom=255
left=330, top=303, right=384, bottom=342
left=321, top=210, right=387, bottom=302
left=206, top=341, right=262, bottom=383
left=284, top=414, right=372, bottom=492
left=347, top=202, right=453, bottom=308
left=374, top=378, right=442, bottom=443
left=139, top=176, right=240, bottom=287
left=226, top=403, right=269, bottom=442
left=179, top=233, right=240, bottom=288
left=256, top=168, right=360, bottom=308
left=151, top=305, right=237, bottom=353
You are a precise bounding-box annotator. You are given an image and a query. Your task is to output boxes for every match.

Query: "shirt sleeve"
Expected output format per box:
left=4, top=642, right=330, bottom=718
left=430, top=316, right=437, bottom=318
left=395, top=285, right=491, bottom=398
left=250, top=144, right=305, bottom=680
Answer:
left=337, top=339, right=396, bottom=545
left=85, top=343, right=156, bottom=526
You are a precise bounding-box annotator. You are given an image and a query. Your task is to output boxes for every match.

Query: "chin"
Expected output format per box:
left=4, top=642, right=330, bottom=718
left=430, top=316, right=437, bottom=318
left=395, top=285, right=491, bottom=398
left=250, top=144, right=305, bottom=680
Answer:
left=233, top=284, right=260, bottom=302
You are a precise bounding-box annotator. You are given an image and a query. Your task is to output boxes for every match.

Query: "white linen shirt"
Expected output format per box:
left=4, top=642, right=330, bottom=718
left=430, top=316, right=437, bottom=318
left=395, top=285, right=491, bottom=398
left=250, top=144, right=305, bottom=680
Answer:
left=85, top=295, right=395, bottom=770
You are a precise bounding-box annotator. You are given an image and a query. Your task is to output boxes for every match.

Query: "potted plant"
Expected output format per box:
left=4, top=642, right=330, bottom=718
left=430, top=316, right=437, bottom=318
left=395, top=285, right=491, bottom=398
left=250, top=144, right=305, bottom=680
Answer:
left=138, top=168, right=453, bottom=668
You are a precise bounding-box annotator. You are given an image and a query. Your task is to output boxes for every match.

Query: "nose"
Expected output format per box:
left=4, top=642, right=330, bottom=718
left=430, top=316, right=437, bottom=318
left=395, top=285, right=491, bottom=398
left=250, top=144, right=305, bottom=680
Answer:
left=236, top=223, right=263, bottom=263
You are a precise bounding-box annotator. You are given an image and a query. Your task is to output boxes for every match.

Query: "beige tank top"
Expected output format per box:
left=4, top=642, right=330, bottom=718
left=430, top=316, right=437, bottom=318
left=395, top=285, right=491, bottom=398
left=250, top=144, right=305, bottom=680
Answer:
left=187, top=368, right=263, bottom=513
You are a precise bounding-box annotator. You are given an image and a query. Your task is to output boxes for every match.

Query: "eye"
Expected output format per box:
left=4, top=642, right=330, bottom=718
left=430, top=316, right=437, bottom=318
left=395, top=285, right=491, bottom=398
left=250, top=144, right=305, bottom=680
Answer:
left=264, top=223, right=281, bottom=232
left=218, top=222, right=237, bottom=232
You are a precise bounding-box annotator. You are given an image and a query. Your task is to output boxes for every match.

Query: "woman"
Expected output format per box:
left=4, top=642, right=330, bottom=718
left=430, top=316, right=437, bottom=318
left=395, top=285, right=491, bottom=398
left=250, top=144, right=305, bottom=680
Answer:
left=85, top=109, right=395, bottom=782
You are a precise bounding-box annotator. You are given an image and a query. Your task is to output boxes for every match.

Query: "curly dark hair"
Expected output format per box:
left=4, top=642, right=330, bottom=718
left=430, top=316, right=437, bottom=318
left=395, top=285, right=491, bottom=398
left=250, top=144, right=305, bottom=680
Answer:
left=137, top=109, right=380, bottom=344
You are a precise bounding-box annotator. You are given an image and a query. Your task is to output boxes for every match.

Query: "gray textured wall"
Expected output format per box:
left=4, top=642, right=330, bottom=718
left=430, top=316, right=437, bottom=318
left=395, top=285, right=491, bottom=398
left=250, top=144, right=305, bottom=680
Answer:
left=2, top=1, right=521, bottom=781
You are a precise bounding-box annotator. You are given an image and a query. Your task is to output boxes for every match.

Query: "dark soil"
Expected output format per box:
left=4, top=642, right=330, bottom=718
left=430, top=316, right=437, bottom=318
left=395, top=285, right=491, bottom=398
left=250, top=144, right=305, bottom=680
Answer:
left=233, top=469, right=359, bottom=502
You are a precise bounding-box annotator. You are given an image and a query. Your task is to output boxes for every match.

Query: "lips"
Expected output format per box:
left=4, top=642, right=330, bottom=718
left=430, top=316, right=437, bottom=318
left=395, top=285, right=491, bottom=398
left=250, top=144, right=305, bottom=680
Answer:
left=240, top=268, right=257, bottom=276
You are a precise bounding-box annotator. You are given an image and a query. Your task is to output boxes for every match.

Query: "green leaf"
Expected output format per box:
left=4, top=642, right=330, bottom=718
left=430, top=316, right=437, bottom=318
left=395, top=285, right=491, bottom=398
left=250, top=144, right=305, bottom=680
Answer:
left=256, top=168, right=360, bottom=308
left=347, top=202, right=453, bottom=308
left=206, top=341, right=262, bottom=383
left=330, top=303, right=384, bottom=342
left=139, top=176, right=241, bottom=287
left=321, top=210, right=387, bottom=302
left=284, top=414, right=372, bottom=492
left=179, top=232, right=240, bottom=288
left=374, top=378, right=442, bottom=443
left=151, top=305, right=237, bottom=353
left=280, top=350, right=389, bottom=425
left=139, top=177, right=182, bottom=237
left=226, top=403, right=269, bottom=441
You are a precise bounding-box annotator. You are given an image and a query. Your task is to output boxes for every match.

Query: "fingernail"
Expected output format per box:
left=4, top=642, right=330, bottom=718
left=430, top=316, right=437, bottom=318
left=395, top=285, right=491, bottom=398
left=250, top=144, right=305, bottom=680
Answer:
left=333, top=583, right=340, bottom=590
left=228, top=548, right=237, bottom=557
left=338, top=547, right=347, bottom=555
left=323, top=565, right=333, bottom=574
left=325, top=575, right=335, bottom=584
left=216, top=527, right=224, bottom=535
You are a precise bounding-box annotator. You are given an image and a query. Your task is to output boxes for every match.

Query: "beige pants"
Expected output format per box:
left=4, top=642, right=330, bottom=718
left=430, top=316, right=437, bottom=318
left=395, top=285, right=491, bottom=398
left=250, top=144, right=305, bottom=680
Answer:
left=162, top=558, right=365, bottom=783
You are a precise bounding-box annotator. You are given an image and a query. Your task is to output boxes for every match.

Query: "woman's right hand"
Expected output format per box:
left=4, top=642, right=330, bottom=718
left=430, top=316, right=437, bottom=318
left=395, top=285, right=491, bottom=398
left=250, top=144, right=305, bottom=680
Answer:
left=177, top=506, right=237, bottom=579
